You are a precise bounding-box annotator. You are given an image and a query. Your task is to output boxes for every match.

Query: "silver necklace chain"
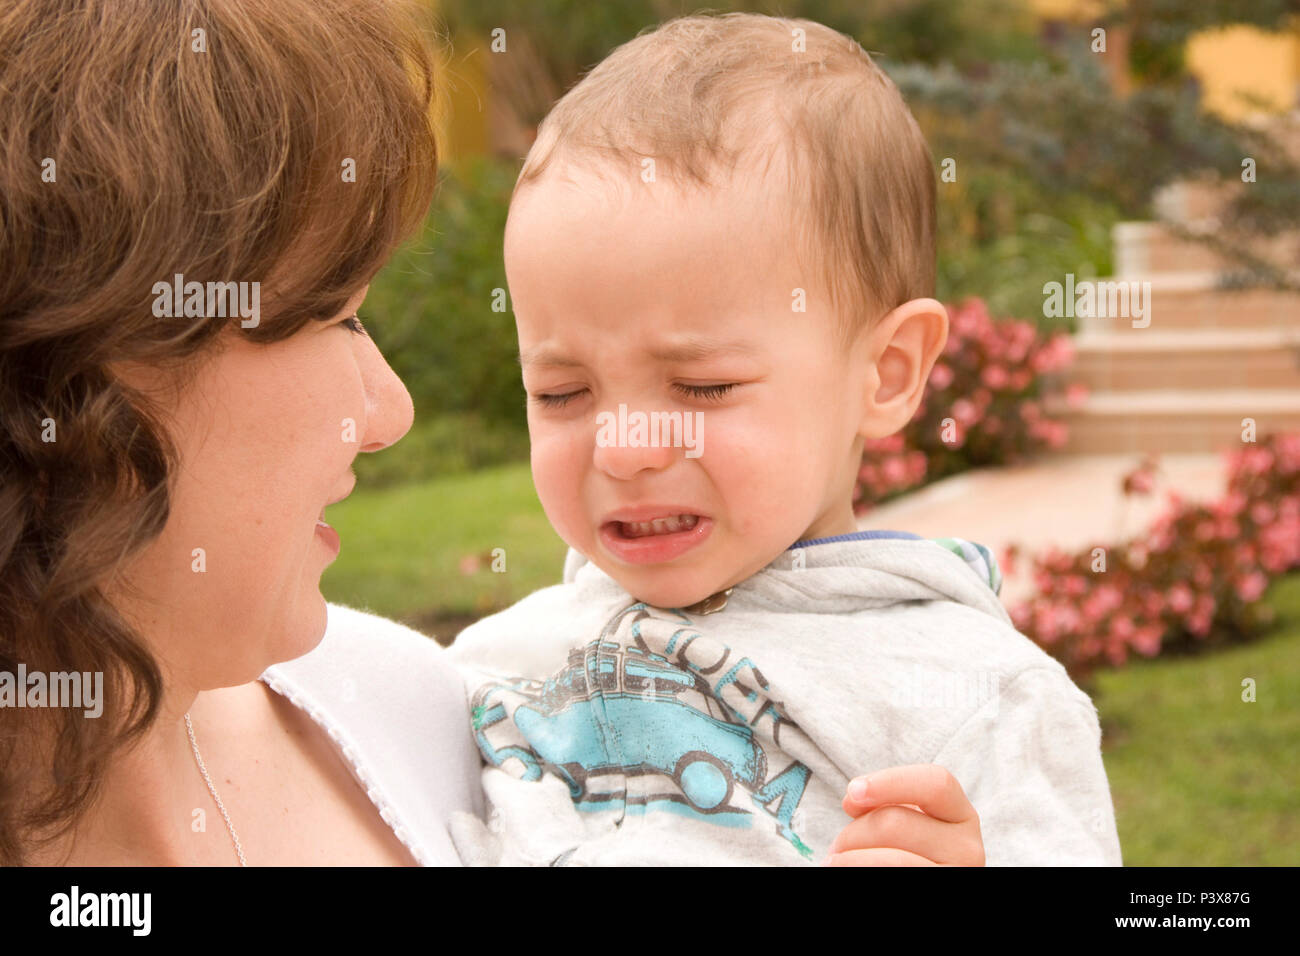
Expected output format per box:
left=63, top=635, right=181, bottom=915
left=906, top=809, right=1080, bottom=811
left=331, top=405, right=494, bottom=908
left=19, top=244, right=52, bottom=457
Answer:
left=184, top=712, right=247, bottom=866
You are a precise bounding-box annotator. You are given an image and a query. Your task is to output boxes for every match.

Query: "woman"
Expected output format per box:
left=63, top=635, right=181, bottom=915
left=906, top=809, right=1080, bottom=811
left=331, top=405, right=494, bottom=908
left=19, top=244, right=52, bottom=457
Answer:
left=0, top=0, right=481, bottom=865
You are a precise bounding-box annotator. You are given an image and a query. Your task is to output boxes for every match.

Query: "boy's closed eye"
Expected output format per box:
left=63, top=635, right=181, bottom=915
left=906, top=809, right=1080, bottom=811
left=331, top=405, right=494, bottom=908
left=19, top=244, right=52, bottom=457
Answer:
left=529, top=381, right=743, bottom=410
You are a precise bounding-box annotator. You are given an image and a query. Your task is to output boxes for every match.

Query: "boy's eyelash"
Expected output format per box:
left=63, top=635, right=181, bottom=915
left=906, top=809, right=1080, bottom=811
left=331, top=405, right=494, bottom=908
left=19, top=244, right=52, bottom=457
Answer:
left=533, top=389, right=585, bottom=408
left=531, top=383, right=738, bottom=408
left=341, top=314, right=367, bottom=336
left=674, top=383, right=736, bottom=402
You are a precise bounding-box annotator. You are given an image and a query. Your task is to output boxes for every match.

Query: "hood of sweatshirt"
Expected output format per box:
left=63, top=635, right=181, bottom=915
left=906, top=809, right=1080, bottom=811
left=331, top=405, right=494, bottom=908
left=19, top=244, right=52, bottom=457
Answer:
left=560, top=529, right=1011, bottom=624
left=450, top=529, right=1120, bottom=867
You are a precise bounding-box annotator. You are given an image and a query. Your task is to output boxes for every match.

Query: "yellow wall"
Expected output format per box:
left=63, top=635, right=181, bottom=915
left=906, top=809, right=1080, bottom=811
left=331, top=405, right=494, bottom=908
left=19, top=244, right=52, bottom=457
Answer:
left=1186, top=25, right=1300, bottom=120
left=424, top=0, right=492, bottom=165
left=437, top=33, right=491, bottom=164
left=1026, top=0, right=1106, bottom=19
left=1031, top=0, right=1298, bottom=120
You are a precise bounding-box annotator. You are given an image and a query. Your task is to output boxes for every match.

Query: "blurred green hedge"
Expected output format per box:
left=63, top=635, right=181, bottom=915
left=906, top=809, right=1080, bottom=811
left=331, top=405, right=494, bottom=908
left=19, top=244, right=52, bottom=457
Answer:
left=356, top=157, right=530, bottom=486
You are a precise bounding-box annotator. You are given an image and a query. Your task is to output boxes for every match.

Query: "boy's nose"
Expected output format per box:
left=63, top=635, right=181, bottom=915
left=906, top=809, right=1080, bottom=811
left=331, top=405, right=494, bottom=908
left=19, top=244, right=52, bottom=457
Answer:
left=592, top=435, right=679, bottom=481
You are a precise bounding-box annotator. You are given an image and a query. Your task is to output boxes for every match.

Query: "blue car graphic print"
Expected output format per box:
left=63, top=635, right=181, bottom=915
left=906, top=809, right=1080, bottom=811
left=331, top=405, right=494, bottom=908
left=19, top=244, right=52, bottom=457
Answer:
left=513, top=649, right=765, bottom=811
left=470, top=612, right=813, bottom=857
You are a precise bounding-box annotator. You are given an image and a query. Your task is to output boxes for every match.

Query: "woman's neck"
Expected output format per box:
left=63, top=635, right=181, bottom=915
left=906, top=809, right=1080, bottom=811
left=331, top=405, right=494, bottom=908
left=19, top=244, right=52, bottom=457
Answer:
left=29, top=686, right=230, bottom=866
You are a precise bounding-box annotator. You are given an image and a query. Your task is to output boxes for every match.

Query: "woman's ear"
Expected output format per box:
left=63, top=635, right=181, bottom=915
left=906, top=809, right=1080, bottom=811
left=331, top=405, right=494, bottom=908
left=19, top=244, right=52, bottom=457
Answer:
left=856, top=297, right=948, bottom=440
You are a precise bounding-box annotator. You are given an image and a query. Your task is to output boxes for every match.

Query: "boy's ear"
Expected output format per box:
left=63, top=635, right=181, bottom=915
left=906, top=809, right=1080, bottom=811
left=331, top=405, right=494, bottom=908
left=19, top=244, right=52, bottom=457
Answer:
left=856, top=297, right=948, bottom=440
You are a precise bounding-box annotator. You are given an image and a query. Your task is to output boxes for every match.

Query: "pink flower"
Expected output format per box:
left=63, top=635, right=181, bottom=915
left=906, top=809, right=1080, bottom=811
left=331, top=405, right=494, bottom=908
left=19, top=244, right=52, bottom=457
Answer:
left=951, top=398, right=979, bottom=427
left=1050, top=335, right=1076, bottom=366
left=881, top=456, right=908, bottom=486
left=929, top=362, right=954, bottom=390
left=1132, top=625, right=1163, bottom=656
left=1010, top=602, right=1034, bottom=631
left=1250, top=502, right=1276, bottom=525
left=981, top=365, right=1009, bottom=389
left=1034, top=606, right=1060, bottom=643
left=1167, top=583, right=1194, bottom=614
left=1187, top=610, right=1213, bottom=638
left=1234, top=572, right=1268, bottom=603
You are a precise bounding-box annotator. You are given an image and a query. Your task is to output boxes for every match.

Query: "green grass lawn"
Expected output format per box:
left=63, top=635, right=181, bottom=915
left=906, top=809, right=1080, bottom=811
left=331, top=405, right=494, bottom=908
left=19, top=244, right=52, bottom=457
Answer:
left=319, top=461, right=567, bottom=642
left=1095, top=573, right=1300, bottom=866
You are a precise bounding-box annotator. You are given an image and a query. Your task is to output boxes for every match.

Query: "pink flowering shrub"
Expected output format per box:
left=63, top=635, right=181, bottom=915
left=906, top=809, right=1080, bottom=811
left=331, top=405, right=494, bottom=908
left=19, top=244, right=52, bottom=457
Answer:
left=854, top=298, right=1080, bottom=511
left=1009, top=433, right=1300, bottom=682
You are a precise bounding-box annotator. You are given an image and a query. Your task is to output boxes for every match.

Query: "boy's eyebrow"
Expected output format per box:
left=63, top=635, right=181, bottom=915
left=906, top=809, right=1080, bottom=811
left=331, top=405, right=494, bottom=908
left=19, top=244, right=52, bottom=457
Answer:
left=645, top=337, right=760, bottom=362
left=517, top=347, right=582, bottom=369
left=518, top=337, right=758, bottom=368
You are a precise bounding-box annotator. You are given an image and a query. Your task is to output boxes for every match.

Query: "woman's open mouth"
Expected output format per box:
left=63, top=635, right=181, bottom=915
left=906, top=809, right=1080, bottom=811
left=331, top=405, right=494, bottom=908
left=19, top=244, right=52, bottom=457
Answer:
left=314, top=517, right=340, bottom=555
left=599, top=512, right=712, bottom=564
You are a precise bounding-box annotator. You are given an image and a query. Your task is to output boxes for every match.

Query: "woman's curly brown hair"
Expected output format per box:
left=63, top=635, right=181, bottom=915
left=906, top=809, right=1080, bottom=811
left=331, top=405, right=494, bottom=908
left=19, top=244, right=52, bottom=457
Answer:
left=0, top=0, right=440, bottom=864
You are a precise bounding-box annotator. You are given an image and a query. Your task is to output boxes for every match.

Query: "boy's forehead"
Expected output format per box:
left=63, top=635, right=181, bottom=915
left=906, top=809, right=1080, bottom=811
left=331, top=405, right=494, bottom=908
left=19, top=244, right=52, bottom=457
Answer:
left=506, top=165, right=805, bottom=299
left=509, top=150, right=795, bottom=230
left=507, top=151, right=832, bottom=359
left=519, top=332, right=762, bottom=369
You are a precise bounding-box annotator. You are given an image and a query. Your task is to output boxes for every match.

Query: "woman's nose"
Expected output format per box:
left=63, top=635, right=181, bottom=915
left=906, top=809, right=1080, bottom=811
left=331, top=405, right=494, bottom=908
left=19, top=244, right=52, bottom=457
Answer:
left=357, top=341, right=415, bottom=453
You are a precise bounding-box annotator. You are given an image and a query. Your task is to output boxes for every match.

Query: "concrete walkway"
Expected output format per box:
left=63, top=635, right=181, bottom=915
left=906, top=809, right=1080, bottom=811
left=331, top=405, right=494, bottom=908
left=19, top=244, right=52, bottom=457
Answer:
left=861, top=453, right=1229, bottom=608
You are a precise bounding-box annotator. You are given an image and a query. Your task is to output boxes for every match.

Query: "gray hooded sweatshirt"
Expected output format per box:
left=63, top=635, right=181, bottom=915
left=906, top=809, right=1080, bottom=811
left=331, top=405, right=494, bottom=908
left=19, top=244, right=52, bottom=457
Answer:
left=446, top=533, right=1123, bottom=866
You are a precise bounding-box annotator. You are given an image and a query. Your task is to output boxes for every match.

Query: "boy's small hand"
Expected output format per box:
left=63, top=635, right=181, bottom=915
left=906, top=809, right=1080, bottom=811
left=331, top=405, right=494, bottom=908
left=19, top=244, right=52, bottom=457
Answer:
left=825, top=764, right=985, bottom=866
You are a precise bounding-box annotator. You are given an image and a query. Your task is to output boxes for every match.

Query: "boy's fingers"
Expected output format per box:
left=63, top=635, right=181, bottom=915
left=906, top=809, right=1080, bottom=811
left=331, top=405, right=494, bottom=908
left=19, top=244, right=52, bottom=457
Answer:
left=824, top=846, right=939, bottom=867
left=828, top=804, right=972, bottom=863
left=821, top=806, right=946, bottom=858
left=842, top=764, right=974, bottom=823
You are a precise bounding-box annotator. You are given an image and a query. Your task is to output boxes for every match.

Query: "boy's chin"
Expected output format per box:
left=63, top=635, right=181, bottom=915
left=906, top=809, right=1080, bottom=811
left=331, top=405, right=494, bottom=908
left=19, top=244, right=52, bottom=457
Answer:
left=617, top=572, right=728, bottom=612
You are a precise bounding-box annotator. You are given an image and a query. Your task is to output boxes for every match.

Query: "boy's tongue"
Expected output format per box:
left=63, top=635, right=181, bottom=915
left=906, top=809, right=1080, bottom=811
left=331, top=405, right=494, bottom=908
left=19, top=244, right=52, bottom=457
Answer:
left=620, top=514, right=699, bottom=538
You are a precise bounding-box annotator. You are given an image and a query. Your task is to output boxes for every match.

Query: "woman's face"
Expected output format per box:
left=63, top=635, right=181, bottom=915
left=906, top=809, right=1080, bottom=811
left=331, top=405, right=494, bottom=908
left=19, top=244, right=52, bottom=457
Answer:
left=111, top=285, right=413, bottom=691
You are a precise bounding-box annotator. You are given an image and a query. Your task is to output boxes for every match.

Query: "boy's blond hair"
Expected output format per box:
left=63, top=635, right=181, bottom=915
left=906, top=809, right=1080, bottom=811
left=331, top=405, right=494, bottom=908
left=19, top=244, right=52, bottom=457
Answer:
left=517, top=12, right=936, bottom=335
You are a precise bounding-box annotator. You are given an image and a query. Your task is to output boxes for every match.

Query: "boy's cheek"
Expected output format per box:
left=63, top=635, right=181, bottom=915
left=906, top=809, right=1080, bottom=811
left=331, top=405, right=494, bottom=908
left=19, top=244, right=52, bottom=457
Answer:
left=530, top=442, right=592, bottom=541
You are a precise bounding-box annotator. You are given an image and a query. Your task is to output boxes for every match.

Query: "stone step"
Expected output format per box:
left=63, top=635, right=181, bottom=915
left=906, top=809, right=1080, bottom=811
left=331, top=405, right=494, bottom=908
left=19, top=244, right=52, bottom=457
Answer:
left=1057, top=389, right=1300, bottom=454
left=861, top=454, right=1227, bottom=608
left=1071, top=328, right=1300, bottom=391
left=1072, top=273, right=1300, bottom=333
left=1114, top=221, right=1300, bottom=276
left=1151, top=179, right=1239, bottom=225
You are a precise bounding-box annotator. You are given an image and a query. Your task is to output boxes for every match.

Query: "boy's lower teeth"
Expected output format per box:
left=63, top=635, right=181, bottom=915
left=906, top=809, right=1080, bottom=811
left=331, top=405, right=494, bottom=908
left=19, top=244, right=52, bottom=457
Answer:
left=620, top=515, right=699, bottom=538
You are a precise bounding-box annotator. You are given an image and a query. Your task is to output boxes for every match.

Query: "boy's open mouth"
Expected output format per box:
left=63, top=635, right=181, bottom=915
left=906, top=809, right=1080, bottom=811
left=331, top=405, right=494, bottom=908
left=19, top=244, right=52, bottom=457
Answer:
left=598, top=510, right=713, bottom=565
left=615, top=514, right=700, bottom=538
